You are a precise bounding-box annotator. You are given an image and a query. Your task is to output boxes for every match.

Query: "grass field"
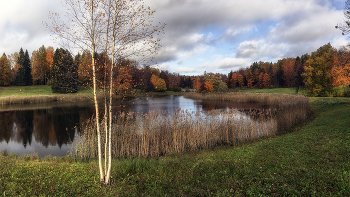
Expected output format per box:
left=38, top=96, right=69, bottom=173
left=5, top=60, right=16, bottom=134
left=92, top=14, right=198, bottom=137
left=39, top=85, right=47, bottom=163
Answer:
left=0, top=90, right=349, bottom=196
left=0, top=85, right=101, bottom=105
left=240, top=87, right=307, bottom=95
left=0, top=85, right=93, bottom=97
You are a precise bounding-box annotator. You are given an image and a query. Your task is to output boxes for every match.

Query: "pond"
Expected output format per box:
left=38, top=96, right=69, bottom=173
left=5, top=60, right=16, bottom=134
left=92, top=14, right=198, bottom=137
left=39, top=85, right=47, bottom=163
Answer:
left=0, top=95, right=268, bottom=157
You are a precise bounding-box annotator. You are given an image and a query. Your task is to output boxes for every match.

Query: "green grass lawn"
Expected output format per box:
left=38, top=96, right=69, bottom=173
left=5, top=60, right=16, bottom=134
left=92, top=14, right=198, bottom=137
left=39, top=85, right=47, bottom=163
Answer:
left=0, top=85, right=93, bottom=97
left=240, top=87, right=307, bottom=95
left=0, top=90, right=349, bottom=196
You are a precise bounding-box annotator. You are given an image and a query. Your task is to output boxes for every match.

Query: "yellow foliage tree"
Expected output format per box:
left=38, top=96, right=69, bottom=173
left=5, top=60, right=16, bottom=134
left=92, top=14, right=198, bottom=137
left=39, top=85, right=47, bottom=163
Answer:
left=302, top=43, right=334, bottom=96
left=0, top=54, right=13, bottom=86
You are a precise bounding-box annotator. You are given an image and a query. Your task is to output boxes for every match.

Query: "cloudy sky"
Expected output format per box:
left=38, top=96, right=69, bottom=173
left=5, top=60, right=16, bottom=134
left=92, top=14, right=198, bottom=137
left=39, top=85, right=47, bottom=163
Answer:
left=0, top=0, right=349, bottom=75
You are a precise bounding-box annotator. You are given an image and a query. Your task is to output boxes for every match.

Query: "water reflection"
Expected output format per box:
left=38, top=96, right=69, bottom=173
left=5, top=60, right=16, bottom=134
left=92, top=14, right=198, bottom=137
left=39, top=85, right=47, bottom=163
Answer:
left=0, top=95, right=261, bottom=157
left=0, top=103, right=94, bottom=157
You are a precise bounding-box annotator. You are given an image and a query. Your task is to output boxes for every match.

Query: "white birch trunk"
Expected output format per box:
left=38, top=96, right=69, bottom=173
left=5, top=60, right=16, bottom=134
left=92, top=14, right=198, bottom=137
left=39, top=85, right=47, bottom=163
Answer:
left=91, top=0, right=105, bottom=183
left=105, top=0, right=118, bottom=185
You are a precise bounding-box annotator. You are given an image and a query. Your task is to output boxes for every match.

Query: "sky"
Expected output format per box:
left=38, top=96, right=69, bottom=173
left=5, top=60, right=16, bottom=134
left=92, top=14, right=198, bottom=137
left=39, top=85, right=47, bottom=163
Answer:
left=0, top=0, right=349, bottom=75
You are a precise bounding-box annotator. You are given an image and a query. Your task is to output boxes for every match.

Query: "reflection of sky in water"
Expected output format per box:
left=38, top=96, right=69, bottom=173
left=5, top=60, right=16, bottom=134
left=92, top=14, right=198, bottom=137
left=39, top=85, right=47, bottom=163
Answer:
left=0, top=96, right=255, bottom=157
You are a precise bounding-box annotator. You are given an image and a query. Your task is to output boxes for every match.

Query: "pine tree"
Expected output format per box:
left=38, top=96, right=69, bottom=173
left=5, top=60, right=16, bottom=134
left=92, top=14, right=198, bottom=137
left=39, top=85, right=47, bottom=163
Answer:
left=14, top=48, right=25, bottom=85
left=13, top=48, right=32, bottom=86
left=51, top=48, right=78, bottom=93
left=24, top=50, right=32, bottom=85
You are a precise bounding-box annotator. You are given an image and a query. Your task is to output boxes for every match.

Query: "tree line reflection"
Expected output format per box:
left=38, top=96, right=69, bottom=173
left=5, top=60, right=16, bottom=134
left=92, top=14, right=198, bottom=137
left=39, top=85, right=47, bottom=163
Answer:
left=0, top=107, right=94, bottom=148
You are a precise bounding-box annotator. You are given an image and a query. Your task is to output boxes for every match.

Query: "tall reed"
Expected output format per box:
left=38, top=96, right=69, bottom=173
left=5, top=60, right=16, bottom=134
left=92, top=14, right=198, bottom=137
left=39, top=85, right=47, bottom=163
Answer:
left=73, top=92, right=311, bottom=159
left=184, top=92, right=309, bottom=107
left=73, top=109, right=277, bottom=158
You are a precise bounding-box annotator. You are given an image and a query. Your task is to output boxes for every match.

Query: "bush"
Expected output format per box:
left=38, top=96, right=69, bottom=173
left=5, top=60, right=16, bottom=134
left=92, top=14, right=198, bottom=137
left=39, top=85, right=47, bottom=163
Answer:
left=172, top=86, right=182, bottom=92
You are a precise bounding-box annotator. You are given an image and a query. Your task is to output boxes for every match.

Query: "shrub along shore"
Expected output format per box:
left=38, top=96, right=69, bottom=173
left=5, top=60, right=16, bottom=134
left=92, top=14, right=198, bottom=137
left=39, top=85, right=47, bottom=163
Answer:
left=0, top=90, right=349, bottom=196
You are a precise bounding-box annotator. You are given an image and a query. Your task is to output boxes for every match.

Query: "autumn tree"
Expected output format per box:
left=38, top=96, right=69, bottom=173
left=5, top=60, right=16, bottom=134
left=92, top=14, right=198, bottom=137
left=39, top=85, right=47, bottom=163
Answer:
left=203, top=75, right=227, bottom=92
left=302, top=43, right=335, bottom=96
left=31, top=45, right=51, bottom=85
left=227, top=71, right=239, bottom=88
left=258, top=72, right=264, bottom=87
left=114, top=59, right=134, bottom=95
left=150, top=74, right=166, bottom=92
left=231, top=73, right=238, bottom=88
left=293, top=56, right=306, bottom=94
left=8, top=52, right=20, bottom=81
left=204, top=80, right=214, bottom=92
left=155, top=77, right=167, bottom=92
left=262, top=73, right=270, bottom=88
left=51, top=48, right=78, bottom=93
left=0, top=53, right=13, bottom=86
left=282, top=58, right=295, bottom=88
left=77, top=50, right=93, bottom=85
left=193, top=76, right=202, bottom=92
left=237, top=74, right=244, bottom=87
left=331, top=48, right=350, bottom=94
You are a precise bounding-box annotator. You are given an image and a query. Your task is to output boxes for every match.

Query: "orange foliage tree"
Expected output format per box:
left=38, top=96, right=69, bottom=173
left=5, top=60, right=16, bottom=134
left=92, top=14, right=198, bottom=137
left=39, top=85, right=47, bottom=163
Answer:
left=193, top=76, right=202, bottom=92
left=262, top=73, right=270, bottom=88
left=332, top=48, right=350, bottom=94
left=204, top=80, right=214, bottom=92
left=283, top=58, right=295, bottom=87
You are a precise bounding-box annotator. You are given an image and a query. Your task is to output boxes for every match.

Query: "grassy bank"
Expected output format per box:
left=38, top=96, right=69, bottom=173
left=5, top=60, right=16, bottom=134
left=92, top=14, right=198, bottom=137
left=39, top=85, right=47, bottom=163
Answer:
left=239, top=87, right=307, bottom=95
left=1, top=96, right=349, bottom=196
left=0, top=85, right=98, bottom=105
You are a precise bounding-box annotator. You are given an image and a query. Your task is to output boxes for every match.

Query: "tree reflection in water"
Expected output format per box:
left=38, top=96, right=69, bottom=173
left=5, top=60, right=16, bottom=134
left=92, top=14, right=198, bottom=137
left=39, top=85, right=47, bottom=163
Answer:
left=0, top=103, right=94, bottom=157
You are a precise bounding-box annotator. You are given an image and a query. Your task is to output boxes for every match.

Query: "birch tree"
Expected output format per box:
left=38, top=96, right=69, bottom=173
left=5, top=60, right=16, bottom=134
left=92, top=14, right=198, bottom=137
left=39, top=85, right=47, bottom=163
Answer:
left=46, top=0, right=163, bottom=185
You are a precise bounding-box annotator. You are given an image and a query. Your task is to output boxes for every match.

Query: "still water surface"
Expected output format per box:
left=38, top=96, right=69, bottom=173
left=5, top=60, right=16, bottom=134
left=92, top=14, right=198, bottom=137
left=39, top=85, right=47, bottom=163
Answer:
left=0, top=95, right=264, bottom=157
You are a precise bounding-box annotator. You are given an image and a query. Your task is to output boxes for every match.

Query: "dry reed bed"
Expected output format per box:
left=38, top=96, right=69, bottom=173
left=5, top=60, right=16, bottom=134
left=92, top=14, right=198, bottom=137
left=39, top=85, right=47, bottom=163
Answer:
left=0, top=94, right=92, bottom=105
left=73, top=92, right=311, bottom=158
left=74, top=109, right=277, bottom=158
left=184, top=92, right=309, bottom=107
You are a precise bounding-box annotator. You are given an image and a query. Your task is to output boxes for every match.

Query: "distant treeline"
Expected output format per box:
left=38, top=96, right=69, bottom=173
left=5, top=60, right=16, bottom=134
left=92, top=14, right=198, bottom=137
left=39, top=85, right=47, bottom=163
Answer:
left=0, top=43, right=349, bottom=96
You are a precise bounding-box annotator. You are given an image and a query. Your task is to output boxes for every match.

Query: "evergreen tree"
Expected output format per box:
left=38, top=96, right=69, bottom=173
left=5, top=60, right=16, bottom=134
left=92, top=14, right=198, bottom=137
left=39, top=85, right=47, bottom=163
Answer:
left=14, top=48, right=25, bottom=85
left=51, top=48, right=78, bottom=93
left=14, top=48, right=32, bottom=86
left=24, top=50, right=32, bottom=85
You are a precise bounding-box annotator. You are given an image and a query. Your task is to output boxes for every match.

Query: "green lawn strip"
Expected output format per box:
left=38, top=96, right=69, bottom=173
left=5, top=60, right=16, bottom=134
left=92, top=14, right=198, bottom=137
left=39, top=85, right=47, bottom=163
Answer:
left=0, top=97, right=349, bottom=196
left=240, top=87, right=307, bottom=95
left=0, top=85, right=95, bottom=97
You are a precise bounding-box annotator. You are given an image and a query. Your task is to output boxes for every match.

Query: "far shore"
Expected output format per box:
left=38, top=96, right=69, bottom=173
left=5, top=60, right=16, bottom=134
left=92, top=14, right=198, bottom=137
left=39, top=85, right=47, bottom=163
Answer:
left=0, top=85, right=185, bottom=106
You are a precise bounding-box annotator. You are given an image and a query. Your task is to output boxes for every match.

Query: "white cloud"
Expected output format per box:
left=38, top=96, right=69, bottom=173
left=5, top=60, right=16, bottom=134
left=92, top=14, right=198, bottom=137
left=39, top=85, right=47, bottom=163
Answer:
left=175, top=67, right=197, bottom=74
left=236, top=39, right=288, bottom=62
left=0, top=0, right=63, bottom=54
left=0, top=0, right=349, bottom=76
left=200, top=58, right=249, bottom=72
